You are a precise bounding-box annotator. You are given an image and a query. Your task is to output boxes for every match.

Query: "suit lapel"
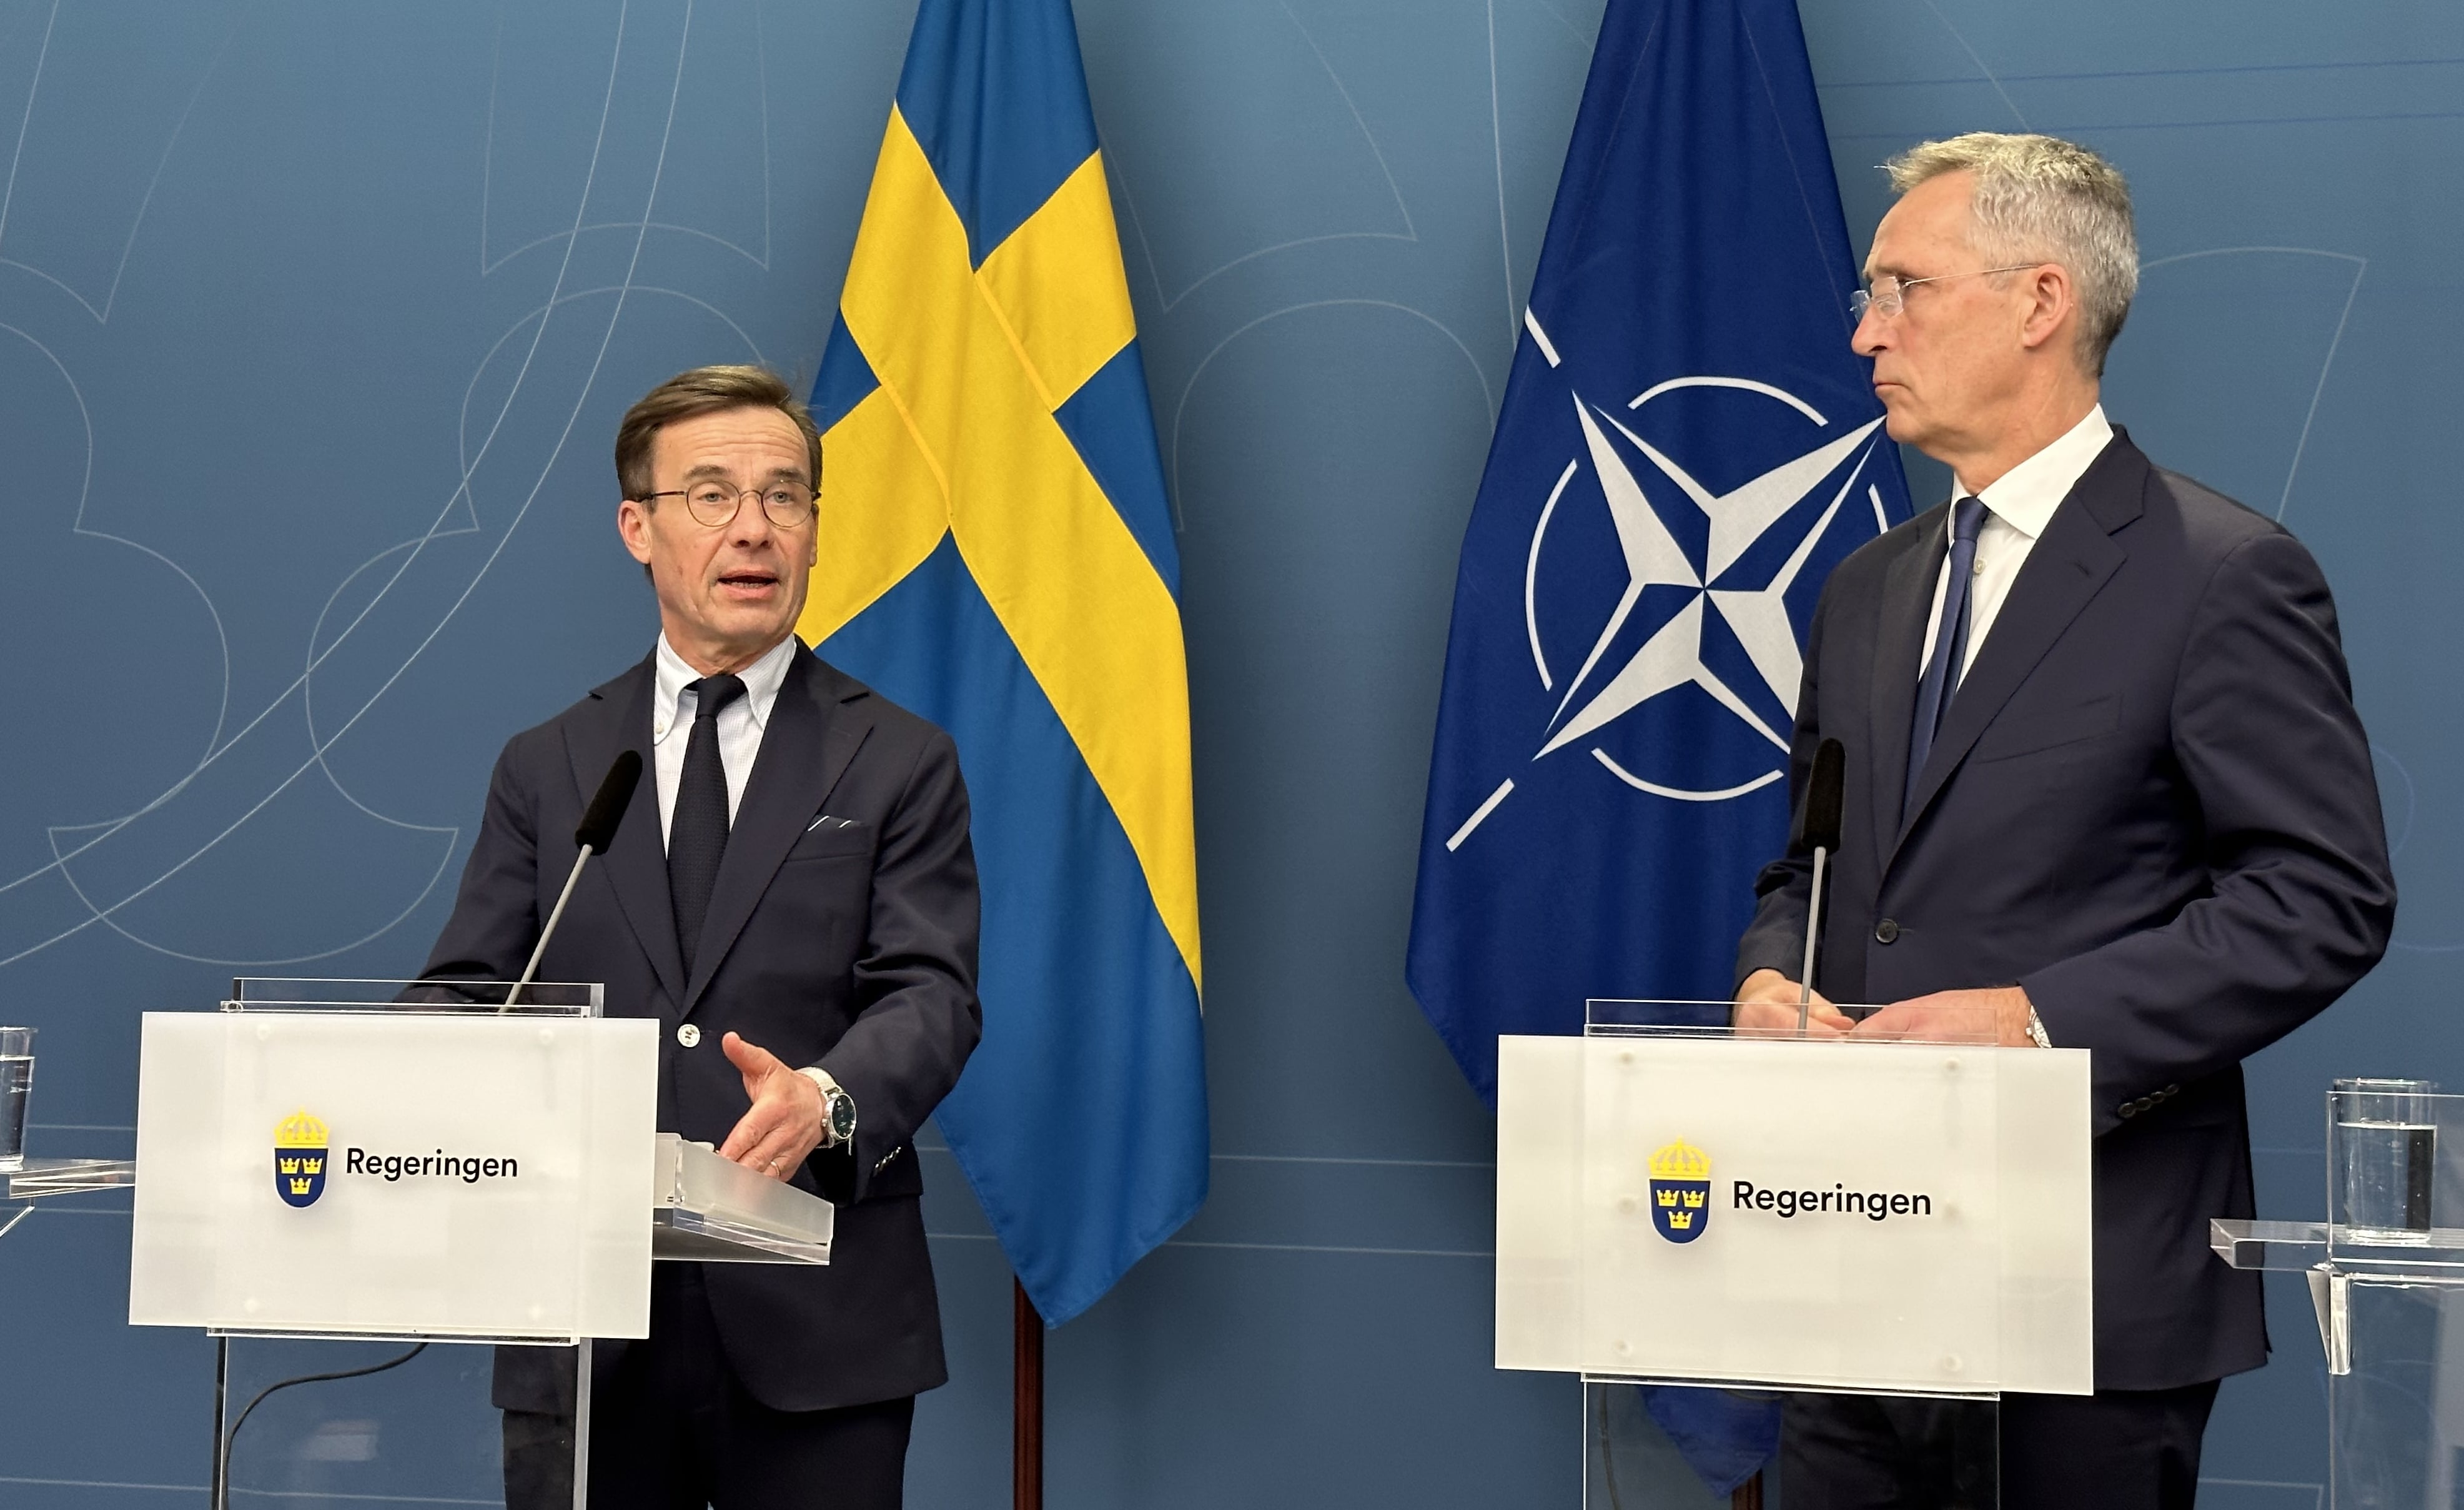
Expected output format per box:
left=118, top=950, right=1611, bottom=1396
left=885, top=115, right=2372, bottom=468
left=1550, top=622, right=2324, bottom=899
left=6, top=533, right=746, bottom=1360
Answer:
left=1887, top=437, right=2145, bottom=869
left=1866, top=509, right=1943, bottom=857
left=681, top=648, right=875, bottom=1017
left=566, top=657, right=687, bottom=1008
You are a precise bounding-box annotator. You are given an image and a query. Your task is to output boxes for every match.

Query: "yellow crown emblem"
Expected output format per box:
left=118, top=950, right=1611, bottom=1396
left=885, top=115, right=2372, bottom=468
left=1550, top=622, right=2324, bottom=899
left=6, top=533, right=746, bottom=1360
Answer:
left=1649, top=1139, right=1710, bottom=1180
left=274, top=1108, right=329, bottom=1149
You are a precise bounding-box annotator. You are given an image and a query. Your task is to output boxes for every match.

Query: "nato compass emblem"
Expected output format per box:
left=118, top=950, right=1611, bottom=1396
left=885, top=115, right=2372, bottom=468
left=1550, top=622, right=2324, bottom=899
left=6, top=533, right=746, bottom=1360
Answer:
left=1445, top=322, right=1894, bottom=850
left=1649, top=1138, right=1713, bottom=1243
left=274, top=1108, right=329, bottom=1208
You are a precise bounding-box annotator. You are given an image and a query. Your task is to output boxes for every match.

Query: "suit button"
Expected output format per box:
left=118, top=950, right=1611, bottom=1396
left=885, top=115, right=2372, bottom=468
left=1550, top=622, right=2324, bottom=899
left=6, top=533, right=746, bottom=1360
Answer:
left=677, top=1023, right=701, bottom=1048
left=2163, top=1084, right=2179, bottom=1096
left=2118, top=1103, right=2136, bottom=1118
left=1874, top=919, right=1900, bottom=944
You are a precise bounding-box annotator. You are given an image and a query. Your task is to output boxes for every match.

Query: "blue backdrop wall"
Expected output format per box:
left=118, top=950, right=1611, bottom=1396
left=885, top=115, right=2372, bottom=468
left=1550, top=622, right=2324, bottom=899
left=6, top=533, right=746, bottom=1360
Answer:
left=0, top=2, right=2453, bottom=1505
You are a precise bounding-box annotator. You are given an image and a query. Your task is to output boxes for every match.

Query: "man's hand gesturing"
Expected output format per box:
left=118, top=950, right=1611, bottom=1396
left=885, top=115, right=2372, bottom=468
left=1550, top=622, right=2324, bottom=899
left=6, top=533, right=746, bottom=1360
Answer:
left=717, top=1031, right=826, bottom=1181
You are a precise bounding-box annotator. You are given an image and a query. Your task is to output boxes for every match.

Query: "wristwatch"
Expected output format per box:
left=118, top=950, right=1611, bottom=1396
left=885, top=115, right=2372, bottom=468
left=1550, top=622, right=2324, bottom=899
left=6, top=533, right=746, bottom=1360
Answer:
left=798, top=1067, right=859, bottom=1148
left=2025, top=1007, right=2052, bottom=1050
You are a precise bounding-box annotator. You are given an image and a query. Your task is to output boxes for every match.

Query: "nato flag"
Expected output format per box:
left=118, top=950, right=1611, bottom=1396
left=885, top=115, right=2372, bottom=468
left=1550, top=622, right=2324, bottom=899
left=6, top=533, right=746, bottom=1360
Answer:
left=1407, top=0, right=1908, bottom=1101
left=1407, top=1, right=1911, bottom=1491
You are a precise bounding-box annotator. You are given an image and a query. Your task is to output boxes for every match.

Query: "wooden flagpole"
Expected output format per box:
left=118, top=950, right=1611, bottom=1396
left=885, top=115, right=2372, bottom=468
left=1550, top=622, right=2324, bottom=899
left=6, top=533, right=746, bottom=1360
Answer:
left=1013, top=1278, right=1044, bottom=1510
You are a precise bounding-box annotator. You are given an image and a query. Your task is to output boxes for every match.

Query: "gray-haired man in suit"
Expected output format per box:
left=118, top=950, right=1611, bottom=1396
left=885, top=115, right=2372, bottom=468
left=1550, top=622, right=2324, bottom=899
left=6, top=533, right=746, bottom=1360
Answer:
left=1734, top=135, right=2394, bottom=1508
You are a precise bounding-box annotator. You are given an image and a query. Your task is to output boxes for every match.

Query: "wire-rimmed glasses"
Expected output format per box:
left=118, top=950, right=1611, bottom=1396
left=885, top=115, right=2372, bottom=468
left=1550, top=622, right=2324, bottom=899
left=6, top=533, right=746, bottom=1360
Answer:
left=638, top=482, right=818, bottom=529
left=1851, top=263, right=2049, bottom=322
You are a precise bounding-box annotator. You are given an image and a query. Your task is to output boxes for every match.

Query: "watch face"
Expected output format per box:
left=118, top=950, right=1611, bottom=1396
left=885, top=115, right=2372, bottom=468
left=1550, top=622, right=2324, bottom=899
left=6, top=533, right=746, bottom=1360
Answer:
left=829, top=1092, right=857, bottom=1142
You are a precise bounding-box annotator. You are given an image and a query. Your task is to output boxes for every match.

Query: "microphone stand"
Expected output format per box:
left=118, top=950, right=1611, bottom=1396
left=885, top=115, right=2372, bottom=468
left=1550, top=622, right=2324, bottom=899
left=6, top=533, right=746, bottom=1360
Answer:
left=1791, top=737, right=1846, bottom=1035
left=1796, top=843, right=1829, bottom=1035
left=503, top=848, right=595, bottom=1010
left=502, top=749, right=641, bottom=1011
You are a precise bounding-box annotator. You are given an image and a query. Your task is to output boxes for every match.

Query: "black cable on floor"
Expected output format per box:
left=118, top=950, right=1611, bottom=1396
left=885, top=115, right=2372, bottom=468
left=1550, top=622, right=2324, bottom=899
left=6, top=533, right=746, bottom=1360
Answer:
left=224, top=1341, right=429, bottom=1461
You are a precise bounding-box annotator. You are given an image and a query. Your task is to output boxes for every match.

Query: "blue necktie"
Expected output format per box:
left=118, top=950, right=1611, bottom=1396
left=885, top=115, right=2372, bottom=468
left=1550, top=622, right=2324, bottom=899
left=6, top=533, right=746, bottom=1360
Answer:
left=1904, top=497, right=1987, bottom=817
left=668, top=673, right=746, bottom=975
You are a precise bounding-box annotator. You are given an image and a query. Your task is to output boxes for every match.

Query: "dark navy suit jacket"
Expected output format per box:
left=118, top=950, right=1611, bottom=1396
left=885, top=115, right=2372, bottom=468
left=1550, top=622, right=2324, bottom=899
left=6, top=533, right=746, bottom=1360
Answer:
left=1736, top=430, right=2394, bottom=1390
left=419, top=644, right=982, bottom=1414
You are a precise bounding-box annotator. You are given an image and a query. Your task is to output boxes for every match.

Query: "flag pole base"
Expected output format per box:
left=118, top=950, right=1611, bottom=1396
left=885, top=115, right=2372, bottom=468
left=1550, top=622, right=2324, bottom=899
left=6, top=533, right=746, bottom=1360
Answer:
left=1014, top=1277, right=1044, bottom=1510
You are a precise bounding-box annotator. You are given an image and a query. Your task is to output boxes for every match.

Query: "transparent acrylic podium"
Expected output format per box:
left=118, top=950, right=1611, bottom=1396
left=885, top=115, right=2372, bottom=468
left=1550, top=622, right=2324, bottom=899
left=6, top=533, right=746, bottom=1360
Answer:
left=1496, top=1000, right=2094, bottom=1508
left=0, top=1155, right=135, bottom=1241
left=2212, top=1080, right=2464, bottom=1509
left=111, top=979, right=836, bottom=1510
left=0, top=1017, right=135, bottom=1239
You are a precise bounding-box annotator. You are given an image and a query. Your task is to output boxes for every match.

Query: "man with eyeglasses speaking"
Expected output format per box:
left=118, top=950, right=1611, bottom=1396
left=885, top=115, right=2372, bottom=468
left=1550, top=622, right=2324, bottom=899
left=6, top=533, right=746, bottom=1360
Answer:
left=1731, top=136, right=2395, bottom=1507
left=416, top=365, right=981, bottom=1507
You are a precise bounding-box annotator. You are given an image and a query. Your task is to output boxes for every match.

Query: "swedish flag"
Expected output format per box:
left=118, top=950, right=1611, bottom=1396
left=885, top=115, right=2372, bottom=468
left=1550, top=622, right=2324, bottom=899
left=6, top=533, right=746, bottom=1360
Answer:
left=798, top=0, right=1207, bottom=1326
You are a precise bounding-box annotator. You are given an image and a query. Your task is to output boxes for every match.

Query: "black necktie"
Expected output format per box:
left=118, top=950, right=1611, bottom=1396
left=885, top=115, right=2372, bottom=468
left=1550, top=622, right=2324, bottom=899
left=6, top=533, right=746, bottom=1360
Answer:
left=1904, top=496, right=1987, bottom=817
left=668, top=673, right=746, bottom=975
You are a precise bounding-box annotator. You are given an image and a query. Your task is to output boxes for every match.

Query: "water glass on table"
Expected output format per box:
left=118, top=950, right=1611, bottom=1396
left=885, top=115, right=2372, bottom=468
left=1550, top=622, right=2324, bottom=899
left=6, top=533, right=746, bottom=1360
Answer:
left=0, top=1026, right=31, bottom=1174
left=2333, top=1075, right=2437, bottom=1244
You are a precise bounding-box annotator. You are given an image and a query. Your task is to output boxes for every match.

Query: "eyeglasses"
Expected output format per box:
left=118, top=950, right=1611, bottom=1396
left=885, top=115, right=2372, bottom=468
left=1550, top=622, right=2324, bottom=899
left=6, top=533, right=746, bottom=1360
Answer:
left=1851, top=264, right=2049, bottom=322
left=638, top=482, right=818, bottom=530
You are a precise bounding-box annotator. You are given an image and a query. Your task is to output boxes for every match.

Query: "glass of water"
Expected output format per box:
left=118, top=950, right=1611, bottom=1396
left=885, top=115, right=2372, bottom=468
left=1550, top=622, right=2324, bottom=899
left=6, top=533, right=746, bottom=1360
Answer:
left=2332, top=1076, right=2437, bottom=1244
left=0, top=1026, right=31, bottom=1173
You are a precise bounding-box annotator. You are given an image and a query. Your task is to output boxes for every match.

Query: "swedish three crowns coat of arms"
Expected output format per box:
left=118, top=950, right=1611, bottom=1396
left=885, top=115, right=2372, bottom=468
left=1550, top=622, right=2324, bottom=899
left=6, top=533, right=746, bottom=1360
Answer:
left=274, top=1108, right=329, bottom=1209
left=1649, top=1139, right=1711, bottom=1244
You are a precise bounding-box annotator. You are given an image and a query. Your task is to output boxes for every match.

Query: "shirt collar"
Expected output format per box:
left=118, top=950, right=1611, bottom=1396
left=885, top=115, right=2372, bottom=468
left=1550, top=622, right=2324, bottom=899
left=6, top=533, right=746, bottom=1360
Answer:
left=1959, top=404, right=2114, bottom=542
left=650, top=633, right=800, bottom=744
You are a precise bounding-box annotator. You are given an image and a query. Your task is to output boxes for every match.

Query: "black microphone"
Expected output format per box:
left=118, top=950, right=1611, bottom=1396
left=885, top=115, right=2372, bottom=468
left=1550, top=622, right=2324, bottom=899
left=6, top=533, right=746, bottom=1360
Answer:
left=575, top=749, right=644, bottom=854
left=505, top=752, right=643, bottom=1010
left=1794, top=739, right=1846, bottom=1031
left=1796, top=738, right=1844, bottom=852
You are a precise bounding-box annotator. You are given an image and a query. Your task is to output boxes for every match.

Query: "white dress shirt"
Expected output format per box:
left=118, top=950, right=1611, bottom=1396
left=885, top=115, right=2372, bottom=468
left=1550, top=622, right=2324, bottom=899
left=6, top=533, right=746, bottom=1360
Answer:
left=1917, top=404, right=2115, bottom=685
left=648, top=632, right=851, bottom=1131
left=650, top=632, right=798, bottom=850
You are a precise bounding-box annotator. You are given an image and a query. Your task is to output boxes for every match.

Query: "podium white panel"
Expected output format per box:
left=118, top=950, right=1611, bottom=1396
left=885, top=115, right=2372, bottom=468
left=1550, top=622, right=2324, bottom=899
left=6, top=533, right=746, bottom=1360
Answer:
left=129, top=1010, right=658, bottom=1341
left=1497, top=1031, right=2092, bottom=1397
